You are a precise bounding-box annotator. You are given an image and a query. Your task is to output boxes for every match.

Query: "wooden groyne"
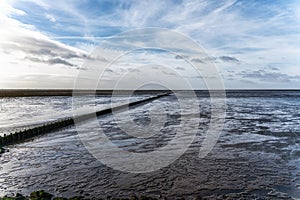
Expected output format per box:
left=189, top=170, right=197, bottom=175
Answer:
left=0, top=89, right=172, bottom=97
left=0, top=93, right=170, bottom=147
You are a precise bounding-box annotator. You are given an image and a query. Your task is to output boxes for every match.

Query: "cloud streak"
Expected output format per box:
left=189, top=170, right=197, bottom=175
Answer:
left=25, top=56, right=77, bottom=67
left=219, top=56, right=240, bottom=63
left=238, top=69, right=300, bottom=83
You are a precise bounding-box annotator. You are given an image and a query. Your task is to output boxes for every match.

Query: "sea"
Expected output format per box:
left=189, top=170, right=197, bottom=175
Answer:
left=0, top=90, right=299, bottom=199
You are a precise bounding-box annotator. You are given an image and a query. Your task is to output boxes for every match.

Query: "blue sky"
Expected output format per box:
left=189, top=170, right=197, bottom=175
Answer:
left=0, top=0, right=299, bottom=89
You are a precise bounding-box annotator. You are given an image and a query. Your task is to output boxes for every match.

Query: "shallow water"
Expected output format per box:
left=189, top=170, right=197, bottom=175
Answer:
left=0, top=91, right=299, bottom=199
left=0, top=95, right=148, bottom=137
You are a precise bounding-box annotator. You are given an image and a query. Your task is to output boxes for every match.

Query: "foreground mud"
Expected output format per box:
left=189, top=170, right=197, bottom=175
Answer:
left=0, top=95, right=299, bottom=199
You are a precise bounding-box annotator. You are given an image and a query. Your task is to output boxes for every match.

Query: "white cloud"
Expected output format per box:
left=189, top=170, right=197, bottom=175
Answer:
left=1, top=0, right=300, bottom=89
left=0, top=1, right=93, bottom=88
left=0, top=0, right=26, bottom=16
left=45, top=14, right=56, bottom=22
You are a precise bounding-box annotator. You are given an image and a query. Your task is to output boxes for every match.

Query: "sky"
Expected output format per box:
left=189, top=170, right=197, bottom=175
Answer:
left=0, top=0, right=300, bottom=89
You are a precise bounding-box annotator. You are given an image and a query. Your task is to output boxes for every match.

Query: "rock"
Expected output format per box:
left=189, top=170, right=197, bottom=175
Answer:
left=1, top=196, right=17, bottom=200
left=68, top=197, right=84, bottom=200
left=0, top=147, right=4, bottom=154
left=15, top=193, right=26, bottom=200
left=194, top=196, right=202, bottom=200
left=0, top=147, right=8, bottom=155
left=130, top=196, right=138, bottom=200
left=53, top=198, right=68, bottom=200
left=30, top=190, right=53, bottom=200
left=140, top=196, right=158, bottom=200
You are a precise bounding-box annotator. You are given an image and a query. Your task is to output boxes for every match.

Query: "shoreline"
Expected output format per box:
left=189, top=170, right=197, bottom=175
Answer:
left=1, top=89, right=300, bottom=98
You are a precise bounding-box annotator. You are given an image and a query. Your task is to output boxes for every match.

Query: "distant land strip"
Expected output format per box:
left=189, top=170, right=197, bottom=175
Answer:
left=1, top=89, right=300, bottom=97
left=0, top=93, right=171, bottom=148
